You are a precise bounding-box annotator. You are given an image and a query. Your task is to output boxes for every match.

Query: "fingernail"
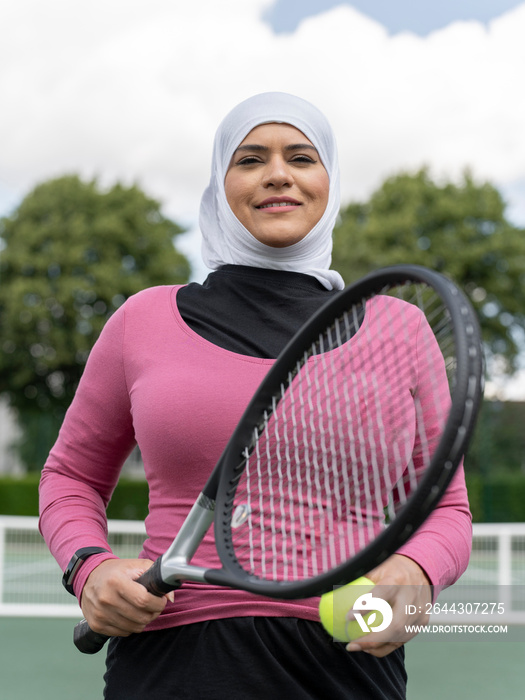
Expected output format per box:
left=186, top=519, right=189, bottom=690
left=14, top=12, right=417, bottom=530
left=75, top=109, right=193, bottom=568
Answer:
left=346, top=643, right=362, bottom=652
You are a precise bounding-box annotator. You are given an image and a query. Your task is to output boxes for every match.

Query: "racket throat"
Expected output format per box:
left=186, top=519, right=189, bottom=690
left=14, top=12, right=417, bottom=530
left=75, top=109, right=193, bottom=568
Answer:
left=160, top=492, right=215, bottom=586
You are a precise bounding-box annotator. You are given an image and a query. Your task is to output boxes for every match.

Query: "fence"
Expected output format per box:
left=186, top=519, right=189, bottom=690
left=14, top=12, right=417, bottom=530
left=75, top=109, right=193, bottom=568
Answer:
left=435, top=522, right=525, bottom=624
left=1, top=516, right=525, bottom=622
left=0, top=515, right=146, bottom=617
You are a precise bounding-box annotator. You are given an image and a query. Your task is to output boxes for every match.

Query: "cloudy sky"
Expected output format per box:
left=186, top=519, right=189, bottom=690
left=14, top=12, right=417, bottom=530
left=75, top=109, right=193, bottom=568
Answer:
left=1, top=0, right=524, bottom=284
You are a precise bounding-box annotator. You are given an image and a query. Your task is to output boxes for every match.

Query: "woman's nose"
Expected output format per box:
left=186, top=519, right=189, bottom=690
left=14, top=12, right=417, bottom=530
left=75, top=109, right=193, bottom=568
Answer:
left=261, top=156, right=294, bottom=188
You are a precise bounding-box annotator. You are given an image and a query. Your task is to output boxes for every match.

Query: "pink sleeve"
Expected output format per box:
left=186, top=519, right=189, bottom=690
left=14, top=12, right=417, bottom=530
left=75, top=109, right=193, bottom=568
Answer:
left=396, top=467, right=472, bottom=595
left=39, top=304, right=136, bottom=597
left=396, top=308, right=472, bottom=595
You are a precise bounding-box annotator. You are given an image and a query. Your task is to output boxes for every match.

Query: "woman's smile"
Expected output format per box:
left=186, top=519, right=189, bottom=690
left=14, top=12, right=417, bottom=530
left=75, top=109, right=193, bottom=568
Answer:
left=256, top=196, right=302, bottom=211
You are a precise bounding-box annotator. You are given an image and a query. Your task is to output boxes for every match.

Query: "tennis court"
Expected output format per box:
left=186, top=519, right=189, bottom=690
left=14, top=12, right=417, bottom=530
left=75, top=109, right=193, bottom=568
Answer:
left=0, top=618, right=105, bottom=700
left=0, top=617, right=524, bottom=699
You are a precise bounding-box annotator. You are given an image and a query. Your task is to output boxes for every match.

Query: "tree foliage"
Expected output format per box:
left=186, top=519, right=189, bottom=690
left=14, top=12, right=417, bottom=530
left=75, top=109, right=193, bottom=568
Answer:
left=332, top=168, right=525, bottom=374
left=0, top=175, right=190, bottom=468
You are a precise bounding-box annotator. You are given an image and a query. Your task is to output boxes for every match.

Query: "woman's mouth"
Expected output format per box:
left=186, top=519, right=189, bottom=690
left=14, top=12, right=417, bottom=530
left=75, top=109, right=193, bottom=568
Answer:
left=256, top=198, right=302, bottom=210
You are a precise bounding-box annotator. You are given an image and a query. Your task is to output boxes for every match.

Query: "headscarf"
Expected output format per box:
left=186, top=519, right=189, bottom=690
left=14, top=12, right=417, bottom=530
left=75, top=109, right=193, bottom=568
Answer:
left=199, top=92, right=344, bottom=290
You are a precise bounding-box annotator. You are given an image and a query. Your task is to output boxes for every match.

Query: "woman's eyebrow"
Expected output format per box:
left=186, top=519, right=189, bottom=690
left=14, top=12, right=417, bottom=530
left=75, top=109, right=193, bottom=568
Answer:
left=234, top=144, right=268, bottom=154
left=285, top=143, right=318, bottom=153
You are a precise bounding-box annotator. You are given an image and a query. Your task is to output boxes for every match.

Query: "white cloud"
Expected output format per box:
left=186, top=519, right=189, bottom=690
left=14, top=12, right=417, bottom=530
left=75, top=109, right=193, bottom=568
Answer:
left=1, top=0, right=525, bottom=280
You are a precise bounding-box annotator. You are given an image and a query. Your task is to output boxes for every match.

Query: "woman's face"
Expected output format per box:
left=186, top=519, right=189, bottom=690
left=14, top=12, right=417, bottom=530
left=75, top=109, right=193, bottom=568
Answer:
left=224, top=123, right=330, bottom=248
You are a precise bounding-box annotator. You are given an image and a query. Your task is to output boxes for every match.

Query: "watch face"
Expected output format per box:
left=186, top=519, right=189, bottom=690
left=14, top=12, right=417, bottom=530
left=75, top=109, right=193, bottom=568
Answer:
left=68, top=555, right=84, bottom=580
left=62, top=548, right=109, bottom=594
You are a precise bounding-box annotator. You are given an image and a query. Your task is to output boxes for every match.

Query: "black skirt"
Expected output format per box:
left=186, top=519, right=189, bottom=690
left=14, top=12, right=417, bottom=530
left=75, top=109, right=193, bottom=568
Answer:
left=104, top=617, right=406, bottom=700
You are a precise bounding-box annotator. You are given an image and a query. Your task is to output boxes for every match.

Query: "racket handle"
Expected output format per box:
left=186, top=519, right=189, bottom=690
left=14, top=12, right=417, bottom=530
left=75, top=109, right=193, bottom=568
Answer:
left=74, top=557, right=179, bottom=654
left=74, top=621, right=110, bottom=654
left=136, top=556, right=176, bottom=596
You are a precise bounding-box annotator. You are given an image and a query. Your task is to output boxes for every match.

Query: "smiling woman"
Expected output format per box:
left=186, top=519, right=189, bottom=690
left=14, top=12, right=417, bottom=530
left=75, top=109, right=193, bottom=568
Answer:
left=38, top=91, right=473, bottom=700
left=224, top=123, right=330, bottom=248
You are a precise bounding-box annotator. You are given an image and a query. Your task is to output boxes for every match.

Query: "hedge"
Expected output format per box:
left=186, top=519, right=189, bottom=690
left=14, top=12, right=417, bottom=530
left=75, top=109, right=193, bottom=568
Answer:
left=0, top=473, right=524, bottom=523
left=0, top=474, right=41, bottom=517
left=0, top=476, right=149, bottom=521
left=465, top=473, right=525, bottom=523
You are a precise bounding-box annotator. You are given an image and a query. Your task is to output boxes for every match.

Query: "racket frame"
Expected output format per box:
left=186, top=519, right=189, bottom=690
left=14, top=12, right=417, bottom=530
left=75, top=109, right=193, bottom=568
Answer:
left=209, top=265, right=483, bottom=597
left=158, top=265, right=483, bottom=596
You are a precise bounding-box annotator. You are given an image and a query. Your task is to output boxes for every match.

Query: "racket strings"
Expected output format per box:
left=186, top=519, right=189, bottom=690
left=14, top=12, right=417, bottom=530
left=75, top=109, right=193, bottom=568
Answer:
left=226, top=284, right=457, bottom=583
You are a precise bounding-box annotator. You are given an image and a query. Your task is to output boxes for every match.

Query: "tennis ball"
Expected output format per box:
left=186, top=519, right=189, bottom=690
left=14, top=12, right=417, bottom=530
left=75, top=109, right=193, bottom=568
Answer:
left=319, top=576, right=376, bottom=642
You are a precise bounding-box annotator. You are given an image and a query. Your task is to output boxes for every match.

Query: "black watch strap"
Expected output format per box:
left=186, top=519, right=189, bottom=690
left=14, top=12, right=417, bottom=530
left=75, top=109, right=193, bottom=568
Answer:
left=62, top=547, right=110, bottom=595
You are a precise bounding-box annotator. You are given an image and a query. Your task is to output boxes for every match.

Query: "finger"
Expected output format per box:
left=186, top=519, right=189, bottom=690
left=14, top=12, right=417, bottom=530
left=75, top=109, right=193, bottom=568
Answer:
left=121, top=576, right=169, bottom=610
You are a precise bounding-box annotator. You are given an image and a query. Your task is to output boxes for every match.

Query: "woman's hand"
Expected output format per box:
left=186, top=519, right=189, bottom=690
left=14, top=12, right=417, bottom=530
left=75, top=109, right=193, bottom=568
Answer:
left=80, top=559, right=173, bottom=638
left=346, top=554, right=432, bottom=657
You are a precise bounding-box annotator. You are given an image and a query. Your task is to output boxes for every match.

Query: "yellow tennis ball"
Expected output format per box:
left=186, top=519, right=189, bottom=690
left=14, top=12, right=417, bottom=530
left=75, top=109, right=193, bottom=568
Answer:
left=319, top=576, right=376, bottom=642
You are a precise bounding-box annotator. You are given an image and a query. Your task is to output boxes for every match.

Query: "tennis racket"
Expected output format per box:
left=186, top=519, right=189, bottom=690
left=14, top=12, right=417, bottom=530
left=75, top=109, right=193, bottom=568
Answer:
left=75, top=264, right=484, bottom=654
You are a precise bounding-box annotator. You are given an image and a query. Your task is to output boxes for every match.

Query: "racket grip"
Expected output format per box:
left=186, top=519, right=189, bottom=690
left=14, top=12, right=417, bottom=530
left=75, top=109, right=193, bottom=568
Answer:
left=74, top=620, right=110, bottom=654
left=136, top=556, right=177, bottom=596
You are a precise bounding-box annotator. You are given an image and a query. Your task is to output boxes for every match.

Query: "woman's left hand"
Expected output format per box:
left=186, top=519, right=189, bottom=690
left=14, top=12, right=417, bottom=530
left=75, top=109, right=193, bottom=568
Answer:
left=345, top=554, right=432, bottom=657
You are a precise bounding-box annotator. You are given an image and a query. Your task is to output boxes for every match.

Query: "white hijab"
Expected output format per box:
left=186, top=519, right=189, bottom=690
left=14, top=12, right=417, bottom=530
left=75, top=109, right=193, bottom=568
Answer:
left=199, top=92, right=345, bottom=290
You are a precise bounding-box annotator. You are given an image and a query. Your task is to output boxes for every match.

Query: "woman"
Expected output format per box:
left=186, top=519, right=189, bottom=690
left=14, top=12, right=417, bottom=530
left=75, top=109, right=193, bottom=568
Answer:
left=39, top=92, right=472, bottom=699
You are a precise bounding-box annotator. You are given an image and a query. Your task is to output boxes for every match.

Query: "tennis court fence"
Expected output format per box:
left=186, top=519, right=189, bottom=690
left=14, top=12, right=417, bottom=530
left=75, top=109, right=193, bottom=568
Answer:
left=1, top=516, right=525, bottom=623
left=0, top=516, right=146, bottom=617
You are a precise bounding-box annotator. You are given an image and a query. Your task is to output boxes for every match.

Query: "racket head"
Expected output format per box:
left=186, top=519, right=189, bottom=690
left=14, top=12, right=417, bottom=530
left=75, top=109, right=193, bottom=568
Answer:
left=211, top=265, right=484, bottom=598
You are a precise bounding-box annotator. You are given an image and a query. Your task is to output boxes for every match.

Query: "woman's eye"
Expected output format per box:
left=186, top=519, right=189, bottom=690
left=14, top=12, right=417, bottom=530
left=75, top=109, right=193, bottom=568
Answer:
left=291, top=155, right=316, bottom=164
left=237, top=156, right=261, bottom=165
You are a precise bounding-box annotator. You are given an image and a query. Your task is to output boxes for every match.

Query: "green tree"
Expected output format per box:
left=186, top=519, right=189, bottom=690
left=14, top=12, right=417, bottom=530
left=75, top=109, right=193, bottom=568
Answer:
left=0, top=175, right=190, bottom=469
left=332, top=168, right=525, bottom=373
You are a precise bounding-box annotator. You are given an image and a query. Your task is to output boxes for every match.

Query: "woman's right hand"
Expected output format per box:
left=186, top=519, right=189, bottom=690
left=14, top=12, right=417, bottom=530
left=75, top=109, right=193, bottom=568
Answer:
left=80, top=558, right=173, bottom=638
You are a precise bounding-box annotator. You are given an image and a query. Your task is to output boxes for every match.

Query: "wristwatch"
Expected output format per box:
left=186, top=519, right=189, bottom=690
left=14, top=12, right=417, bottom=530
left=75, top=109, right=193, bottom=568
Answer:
left=62, top=547, right=110, bottom=595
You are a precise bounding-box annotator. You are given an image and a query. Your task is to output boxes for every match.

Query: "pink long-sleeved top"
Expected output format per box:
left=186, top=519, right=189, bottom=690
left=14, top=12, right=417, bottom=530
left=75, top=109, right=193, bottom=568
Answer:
left=39, top=285, right=472, bottom=630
